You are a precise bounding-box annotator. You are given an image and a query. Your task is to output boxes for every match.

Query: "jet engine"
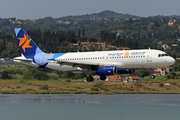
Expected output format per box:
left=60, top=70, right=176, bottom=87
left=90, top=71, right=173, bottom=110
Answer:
left=95, top=66, right=116, bottom=76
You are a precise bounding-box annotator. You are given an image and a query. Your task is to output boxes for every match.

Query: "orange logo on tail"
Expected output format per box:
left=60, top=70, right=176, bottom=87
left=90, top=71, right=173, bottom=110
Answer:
left=18, top=33, right=32, bottom=52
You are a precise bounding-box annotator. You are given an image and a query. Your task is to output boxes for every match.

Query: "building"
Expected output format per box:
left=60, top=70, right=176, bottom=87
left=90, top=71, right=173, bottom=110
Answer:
left=153, top=68, right=167, bottom=76
left=168, top=19, right=176, bottom=26
left=171, top=44, right=178, bottom=50
left=0, top=58, right=15, bottom=65
left=81, top=42, right=90, bottom=48
left=129, top=76, right=140, bottom=83
left=93, top=75, right=100, bottom=81
left=69, top=42, right=107, bottom=49
left=93, top=75, right=121, bottom=81
left=91, top=42, right=106, bottom=48
left=69, top=43, right=79, bottom=47
left=117, top=47, right=130, bottom=50
left=158, top=41, right=162, bottom=46
left=108, top=75, right=121, bottom=81
left=122, top=77, right=129, bottom=82
left=162, top=44, right=170, bottom=50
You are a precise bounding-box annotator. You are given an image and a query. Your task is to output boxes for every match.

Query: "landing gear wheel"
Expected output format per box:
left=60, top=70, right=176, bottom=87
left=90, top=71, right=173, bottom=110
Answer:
left=86, top=76, right=94, bottom=82
left=151, top=75, right=155, bottom=79
left=100, top=76, right=106, bottom=80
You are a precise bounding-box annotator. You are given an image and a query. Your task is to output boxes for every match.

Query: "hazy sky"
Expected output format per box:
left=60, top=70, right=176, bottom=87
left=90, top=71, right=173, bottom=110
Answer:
left=1, top=0, right=180, bottom=19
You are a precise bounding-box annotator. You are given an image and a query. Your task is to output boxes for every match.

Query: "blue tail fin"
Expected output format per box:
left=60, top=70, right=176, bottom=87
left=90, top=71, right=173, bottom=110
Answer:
left=14, top=28, right=44, bottom=59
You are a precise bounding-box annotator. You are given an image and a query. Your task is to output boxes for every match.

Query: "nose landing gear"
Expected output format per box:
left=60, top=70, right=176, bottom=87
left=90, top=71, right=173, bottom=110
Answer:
left=150, top=68, right=155, bottom=79
left=151, top=75, right=155, bottom=79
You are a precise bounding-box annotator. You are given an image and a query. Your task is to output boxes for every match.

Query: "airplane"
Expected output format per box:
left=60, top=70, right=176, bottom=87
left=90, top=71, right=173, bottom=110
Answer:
left=13, top=28, right=175, bottom=81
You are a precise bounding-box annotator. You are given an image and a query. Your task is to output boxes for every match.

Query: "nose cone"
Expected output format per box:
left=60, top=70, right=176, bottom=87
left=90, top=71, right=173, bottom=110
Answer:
left=168, top=57, right=175, bottom=66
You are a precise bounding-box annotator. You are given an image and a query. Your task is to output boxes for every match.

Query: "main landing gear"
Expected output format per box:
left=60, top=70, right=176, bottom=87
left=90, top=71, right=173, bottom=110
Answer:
left=86, top=75, right=94, bottom=82
left=100, top=76, right=106, bottom=80
left=86, top=75, right=107, bottom=82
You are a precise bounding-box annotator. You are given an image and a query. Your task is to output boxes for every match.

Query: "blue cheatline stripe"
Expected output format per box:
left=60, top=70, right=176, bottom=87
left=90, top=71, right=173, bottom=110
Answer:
left=52, top=53, right=66, bottom=59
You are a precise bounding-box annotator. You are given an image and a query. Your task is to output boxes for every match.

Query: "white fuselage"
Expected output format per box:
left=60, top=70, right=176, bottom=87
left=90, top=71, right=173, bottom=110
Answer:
left=14, top=49, right=175, bottom=72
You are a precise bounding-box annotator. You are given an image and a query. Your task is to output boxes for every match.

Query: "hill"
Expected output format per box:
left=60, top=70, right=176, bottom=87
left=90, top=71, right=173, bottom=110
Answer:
left=55, top=10, right=141, bottom=21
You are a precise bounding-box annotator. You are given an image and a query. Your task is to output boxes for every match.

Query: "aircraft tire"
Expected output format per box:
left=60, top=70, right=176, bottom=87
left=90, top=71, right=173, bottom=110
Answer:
left=86, top=77, right=94, bottom=82
left=100, top=76, right=106, bottom=80
left=151, top=75, right=155, bottom=79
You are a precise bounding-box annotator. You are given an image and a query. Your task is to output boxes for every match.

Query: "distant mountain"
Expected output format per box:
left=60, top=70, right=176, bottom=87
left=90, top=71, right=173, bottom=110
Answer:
left=54, top=10, right=141, bottom=21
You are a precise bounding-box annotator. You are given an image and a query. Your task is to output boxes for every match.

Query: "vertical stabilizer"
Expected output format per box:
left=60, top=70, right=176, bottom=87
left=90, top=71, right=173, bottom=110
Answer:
left=14, top=28, right=44, bottom=59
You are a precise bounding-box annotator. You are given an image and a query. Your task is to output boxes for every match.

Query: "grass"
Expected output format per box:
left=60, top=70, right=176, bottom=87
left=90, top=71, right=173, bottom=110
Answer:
left=0, top=79, right=180, bottom=94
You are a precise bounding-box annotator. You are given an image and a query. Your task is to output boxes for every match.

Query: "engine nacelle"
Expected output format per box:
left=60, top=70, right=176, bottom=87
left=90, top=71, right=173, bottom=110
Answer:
left=95, top=66, right=116, bottom=76
left=117, top=69, right=134, bottom=74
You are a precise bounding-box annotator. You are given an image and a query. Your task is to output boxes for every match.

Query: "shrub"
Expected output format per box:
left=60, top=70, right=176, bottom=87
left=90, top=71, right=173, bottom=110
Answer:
left=48, top=74, right=58, bottom=80
left=27, top=83, right=32, bottom=85
left=23, top=69, right=49, bottom=80
left=172, top=82, right=177, bottom=86
left=40, top=84, right=48, bottom=90
left=143, top=76, right=151, bottom=80
left=67, top=80, right=71, bottom=82
left=34, top=71, right=49, bottom=80
left=134, top=83, right=143, bottom=88
left=90, top=87, right=99, bottom=91
left=1, top=71, right=12, bottom=79
left=159, top=83, right=164, bottom=87
left=16, top=86, right=21, bottom=89
left=23, top=72, right=35, bottom=80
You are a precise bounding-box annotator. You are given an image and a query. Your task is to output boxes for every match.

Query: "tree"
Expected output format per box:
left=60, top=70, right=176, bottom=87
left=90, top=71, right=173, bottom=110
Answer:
left=3, top=37, right=6, bottom=48
left=173, top=52, right=176, bottom=60
left=148, top=22, right=155, bottom=30
left=1, top=71, right=12, bottom=79
left=83, top=29, right=85, bottom=36
left=132, top=69, right=151, bottom=77
left=78, top=30, right=81, bottom=38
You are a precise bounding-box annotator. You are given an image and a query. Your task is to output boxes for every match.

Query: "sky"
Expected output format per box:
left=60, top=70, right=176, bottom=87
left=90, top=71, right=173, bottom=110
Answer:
left=1, top=0, right=180, bottom=19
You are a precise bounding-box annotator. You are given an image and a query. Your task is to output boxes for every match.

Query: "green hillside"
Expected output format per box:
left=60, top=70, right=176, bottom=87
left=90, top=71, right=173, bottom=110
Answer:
left=1, top=10, right=180, bottom=58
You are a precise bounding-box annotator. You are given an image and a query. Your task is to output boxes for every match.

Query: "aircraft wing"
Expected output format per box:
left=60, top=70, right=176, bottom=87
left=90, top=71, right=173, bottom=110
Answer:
left=48, top=59, right=115, bottom=70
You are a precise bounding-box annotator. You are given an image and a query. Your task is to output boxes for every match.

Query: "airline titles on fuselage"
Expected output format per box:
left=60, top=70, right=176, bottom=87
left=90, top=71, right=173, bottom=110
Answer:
left=108, top=52, right=146, bottom=57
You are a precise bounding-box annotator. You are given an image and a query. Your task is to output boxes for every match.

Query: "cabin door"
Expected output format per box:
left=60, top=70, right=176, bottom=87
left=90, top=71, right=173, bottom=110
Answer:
left=146, top=51, right=152, bottom=67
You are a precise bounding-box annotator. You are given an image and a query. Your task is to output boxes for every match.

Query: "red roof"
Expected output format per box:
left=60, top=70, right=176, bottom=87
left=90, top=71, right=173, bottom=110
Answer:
left=117, top=47, right=130, bottom=50
left=130, top=76, right=139, bottom=80
left=81, top=42, right=90, bottom=45
left=69, top=43, right=78, bottom=46
left=153, top=71, right=161, bottom=74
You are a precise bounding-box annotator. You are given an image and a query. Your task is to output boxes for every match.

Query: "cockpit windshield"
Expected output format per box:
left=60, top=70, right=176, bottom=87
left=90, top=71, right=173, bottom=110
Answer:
left=158, top=54, right=168, bottom=57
